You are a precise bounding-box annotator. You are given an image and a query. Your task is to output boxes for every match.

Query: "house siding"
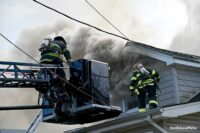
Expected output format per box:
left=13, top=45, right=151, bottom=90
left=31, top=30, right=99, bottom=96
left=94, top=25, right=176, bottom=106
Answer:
left=176, top=67, right=200, bottom=103
left=123, top=63, right=179, bottom=110
left=120, top=62, right=200, bottom=110
left=158, top=66, right=178, bottom=107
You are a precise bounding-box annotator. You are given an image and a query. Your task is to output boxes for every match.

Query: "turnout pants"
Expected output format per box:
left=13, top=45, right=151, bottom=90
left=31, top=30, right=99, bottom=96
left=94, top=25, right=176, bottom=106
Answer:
left=41, top=61, right=66, bottom=86
left=137, top=85, right=158, bottom=112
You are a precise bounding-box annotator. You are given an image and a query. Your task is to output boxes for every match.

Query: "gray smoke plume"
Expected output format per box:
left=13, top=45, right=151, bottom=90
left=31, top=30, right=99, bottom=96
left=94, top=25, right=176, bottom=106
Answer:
left=2, top=0, right=196, bottom=132
left=11, top=16, right=156, bottom=107
left=170, top=0, right=200, bottom=56
left=69, top=27, right=133, bottom=97
left=1, top=20, right=150, bottom=132
left=0, top=20, right=77, bottom=132
left=0, top=88, right=38, bottom=127
left=12, top=19, right=75, bottom=62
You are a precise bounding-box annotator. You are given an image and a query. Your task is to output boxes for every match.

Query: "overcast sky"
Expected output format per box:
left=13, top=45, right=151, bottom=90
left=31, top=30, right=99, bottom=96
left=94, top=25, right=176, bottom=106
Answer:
left=0, top=0, right=193, bottom=133
left=1, top=0, right=188, bottom=53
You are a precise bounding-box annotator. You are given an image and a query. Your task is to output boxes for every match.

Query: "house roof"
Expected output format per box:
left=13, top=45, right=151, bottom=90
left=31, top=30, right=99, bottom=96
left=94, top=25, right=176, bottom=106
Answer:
left=66, top=101, right=200, bottom=133
left=188, top=92, right=200, bottom=103
left=125, top=41, right=200, bottom=67
left=65, top=109, right=162, bottom=133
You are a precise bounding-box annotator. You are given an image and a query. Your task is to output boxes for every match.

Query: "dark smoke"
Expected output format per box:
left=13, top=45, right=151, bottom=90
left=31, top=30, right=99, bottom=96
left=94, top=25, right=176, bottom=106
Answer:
left=68, top=27, right=134, bottom=103
left=170, top=0, right=200, bottom=56
left=0, top=20, right=77, bottom=131
left=0, top=88, right=38, bottom=128
left=12, top=20, right=75, bottom=62
left=68, top=27, right=155, bottom=107
left=1, top=19, right=147, bottom=132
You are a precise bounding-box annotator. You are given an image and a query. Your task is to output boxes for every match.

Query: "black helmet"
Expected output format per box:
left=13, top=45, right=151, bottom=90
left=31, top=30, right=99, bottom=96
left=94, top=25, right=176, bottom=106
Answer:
left=54, top=36, right=66, bottom=45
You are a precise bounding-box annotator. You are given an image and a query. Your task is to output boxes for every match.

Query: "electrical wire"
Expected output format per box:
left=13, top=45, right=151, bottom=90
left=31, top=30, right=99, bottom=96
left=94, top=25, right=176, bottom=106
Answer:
left=0, top=33, right=39, bottom=64
left=0, top=33, right=114, bottom=109
left=84, top=0, right=129, bottom=40
left=0, top=105, right=53, bottom=111
left=0, top=33, right=123, bottom=113
left=32, top=0, right=129, bottom=41
left=33, top=0, right=198, bottom=110
left=187, top=0, right=191, bottom=34
left=186, top=0, right=193, bottom=48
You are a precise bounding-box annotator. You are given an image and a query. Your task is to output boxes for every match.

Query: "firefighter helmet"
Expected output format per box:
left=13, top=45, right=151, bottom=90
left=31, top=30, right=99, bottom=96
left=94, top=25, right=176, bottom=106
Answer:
left=54, top=36, right=67, bottom=45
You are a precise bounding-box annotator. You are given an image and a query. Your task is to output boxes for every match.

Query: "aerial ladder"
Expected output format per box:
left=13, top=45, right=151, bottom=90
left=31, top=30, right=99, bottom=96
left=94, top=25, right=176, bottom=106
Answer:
left=0, top=59, right=121, bottom=127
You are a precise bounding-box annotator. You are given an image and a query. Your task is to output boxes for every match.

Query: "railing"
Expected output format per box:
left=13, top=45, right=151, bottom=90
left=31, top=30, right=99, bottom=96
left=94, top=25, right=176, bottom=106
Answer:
left=0, top=61, right=52, bottom=87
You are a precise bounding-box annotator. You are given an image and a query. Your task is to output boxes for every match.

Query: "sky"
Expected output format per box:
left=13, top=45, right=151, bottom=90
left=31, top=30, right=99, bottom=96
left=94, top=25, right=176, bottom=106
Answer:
left=1, top=0, right=189, bottom=53
left=0, top=0, right=197, bottom=133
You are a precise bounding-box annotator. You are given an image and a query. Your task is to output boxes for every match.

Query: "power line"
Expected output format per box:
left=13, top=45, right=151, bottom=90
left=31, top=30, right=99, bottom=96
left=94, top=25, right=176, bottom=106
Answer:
left=0, top=105, right=53, bottom=111
left=186, top=0, right=191, bottom=34
left=85, top=0, right=129, bottom=40
left=0, top=33, right=39, bottom=64
left=33, top=0, right=129, bottom=41
left=186, top=0, right=193, bottom=48
left=33, top=0, right=198, bottom=109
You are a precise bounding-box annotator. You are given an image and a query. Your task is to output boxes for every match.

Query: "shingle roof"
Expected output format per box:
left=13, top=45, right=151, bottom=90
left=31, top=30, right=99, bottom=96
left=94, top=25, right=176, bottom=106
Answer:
left=126, top=41, right=200, bottom=63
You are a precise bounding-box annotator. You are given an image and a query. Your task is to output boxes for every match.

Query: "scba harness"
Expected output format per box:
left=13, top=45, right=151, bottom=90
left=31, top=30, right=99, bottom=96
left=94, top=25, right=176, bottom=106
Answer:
left=39, top=38, right=53, bottom=52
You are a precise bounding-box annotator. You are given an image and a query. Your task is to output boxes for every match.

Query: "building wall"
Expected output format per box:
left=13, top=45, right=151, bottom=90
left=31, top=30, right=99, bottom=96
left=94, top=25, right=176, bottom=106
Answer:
left=157, top=65, right=178, bottom=107
left=113, top=58, right=200, bottom=110
left=123, top=61, right=180, bottom=110
left=175, top=66, right=200, bottom=103
left=158, top=64, right=200, bottom=105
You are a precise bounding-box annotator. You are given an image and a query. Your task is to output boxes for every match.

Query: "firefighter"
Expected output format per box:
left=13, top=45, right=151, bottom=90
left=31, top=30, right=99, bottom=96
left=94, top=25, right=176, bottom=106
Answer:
left=39, top=36, right=71, bottom=83
left=39, top=36, right=72, bottom=117
left=129, top=63, right=160, bottom=113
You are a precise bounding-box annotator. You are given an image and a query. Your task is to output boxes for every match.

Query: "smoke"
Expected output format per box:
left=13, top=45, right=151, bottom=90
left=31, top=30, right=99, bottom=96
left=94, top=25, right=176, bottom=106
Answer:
left=14, top=18, right=137, bottom=103
left=11, top=19, right=75, bottom=62
left=0, top=18, right=144, bottom=132
left=69, top=27, right=134, bottom=98
left=170, top=0, right=200, bottom=56
left=68, top=27, right=152, bottom=106
left=1, top=0, right=188, bottom=132
left=0, top=88, right=38, bottom=128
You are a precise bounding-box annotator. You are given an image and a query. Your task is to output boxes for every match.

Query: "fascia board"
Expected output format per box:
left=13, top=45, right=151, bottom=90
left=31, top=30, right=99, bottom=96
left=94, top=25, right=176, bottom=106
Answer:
left=125, top=44, right=174, bottom=65
left=161, top=101, right=200, bottom=117
left=174, top=58, right=200, bottom=68
left=93, top=118, right=148, bottom=133
left=81, top=109, right=162, bottom=133
left=126, top=44, right=200, bottom=68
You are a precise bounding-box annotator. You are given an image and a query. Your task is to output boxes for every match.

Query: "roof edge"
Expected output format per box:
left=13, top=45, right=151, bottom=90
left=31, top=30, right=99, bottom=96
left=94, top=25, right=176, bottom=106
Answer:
left=67, top=101, right=200, bottom=133
left=125, top=41, right=200, bottom=67
left=161, top=101, right=200, bottom=117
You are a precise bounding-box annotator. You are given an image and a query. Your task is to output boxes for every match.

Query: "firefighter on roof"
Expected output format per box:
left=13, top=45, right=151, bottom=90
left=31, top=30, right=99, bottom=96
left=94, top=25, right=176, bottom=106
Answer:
left=129, top=63, right=160, bottom=113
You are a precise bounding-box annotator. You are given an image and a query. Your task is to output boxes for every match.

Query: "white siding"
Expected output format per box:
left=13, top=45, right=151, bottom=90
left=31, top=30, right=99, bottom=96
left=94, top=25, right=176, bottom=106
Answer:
left=158, top=67, right=178, bottom=107
left=176, top=67, right=200, bottom=103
